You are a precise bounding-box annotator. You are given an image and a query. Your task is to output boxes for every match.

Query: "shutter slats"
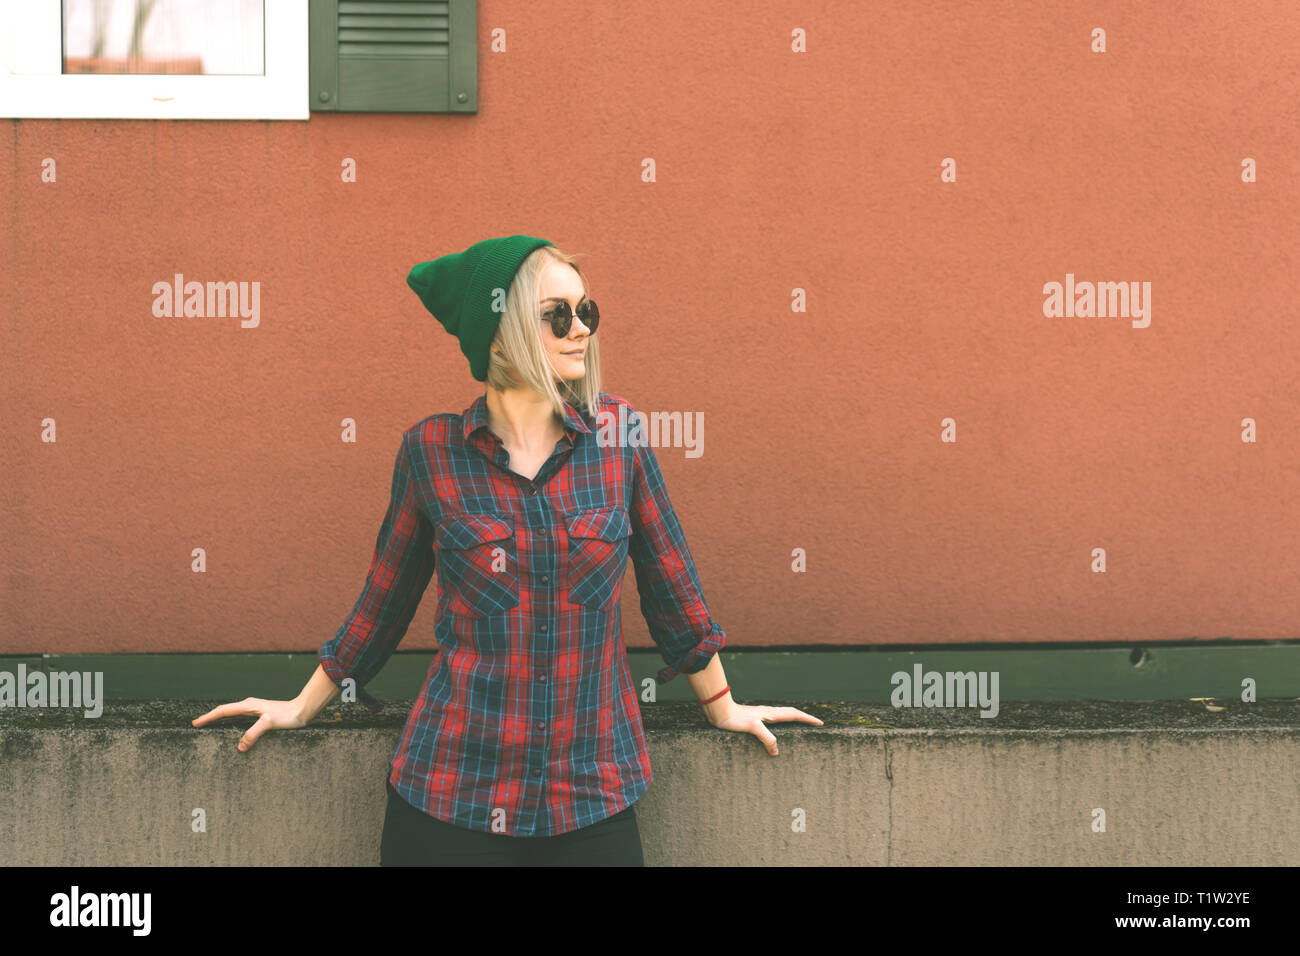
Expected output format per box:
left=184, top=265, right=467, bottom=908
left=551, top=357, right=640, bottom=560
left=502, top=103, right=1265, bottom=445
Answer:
left=338, top=2, right=448, bottom=13
left=338, top=1, right=448, bottom=58
left=339, top=16, right=449, bottom=29
left=340, top=31, right=449, bottom=46
left=339, top=43, right=446, bottom=56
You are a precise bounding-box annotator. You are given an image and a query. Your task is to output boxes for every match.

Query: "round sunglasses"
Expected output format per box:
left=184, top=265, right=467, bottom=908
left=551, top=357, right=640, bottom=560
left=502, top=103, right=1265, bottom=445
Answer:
left=540, top=298, right=600, bottom=338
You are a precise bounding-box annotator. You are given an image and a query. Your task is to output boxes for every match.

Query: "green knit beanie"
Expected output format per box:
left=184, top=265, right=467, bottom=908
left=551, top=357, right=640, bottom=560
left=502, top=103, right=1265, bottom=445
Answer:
left=406, top=235, right=556, bottom=382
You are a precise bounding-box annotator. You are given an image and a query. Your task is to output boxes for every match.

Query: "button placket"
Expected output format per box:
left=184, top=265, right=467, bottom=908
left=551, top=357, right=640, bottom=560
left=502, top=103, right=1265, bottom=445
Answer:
left=519, top=490, right=556, bottom=797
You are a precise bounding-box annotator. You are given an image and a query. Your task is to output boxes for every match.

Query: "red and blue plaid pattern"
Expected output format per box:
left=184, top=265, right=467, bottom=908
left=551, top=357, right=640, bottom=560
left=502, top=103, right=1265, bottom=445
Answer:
left=318, top=392, right=726, bottom=836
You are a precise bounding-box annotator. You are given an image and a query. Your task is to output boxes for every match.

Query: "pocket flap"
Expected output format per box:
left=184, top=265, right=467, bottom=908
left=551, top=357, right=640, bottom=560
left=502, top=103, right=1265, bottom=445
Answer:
left=565, top=506, right=631, bottom=542
left=438, top=512, right=514, bottom=550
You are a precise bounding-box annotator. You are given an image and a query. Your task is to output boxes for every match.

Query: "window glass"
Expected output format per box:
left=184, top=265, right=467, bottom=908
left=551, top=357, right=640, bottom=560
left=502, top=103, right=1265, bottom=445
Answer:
left=61, top=0, right=265, bottom=75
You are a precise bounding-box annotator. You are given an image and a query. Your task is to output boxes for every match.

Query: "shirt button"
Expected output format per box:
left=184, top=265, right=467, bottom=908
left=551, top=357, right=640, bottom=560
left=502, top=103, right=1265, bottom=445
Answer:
left=540, top=624, right=547, bottom=633
left=538, top=673, right=547, bottom=682
left=532, top=769, right=542, bottom=777
left=541, top=575, right=549, bottom=584
left=535, top=721, right=544, bottom=730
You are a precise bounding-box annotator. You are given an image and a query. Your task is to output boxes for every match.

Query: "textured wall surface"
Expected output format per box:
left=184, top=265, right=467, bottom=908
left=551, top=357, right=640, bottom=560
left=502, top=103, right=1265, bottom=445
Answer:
left=2, top=700, right=1296, bottom=866
left=3, top=2, right=1299, bottom=664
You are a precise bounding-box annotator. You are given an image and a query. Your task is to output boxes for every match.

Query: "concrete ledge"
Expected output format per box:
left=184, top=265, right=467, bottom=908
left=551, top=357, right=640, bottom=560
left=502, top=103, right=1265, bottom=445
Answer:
left=10, top=645, right=1300, bottom=701
left=2, top=700, right=1297, bottom=865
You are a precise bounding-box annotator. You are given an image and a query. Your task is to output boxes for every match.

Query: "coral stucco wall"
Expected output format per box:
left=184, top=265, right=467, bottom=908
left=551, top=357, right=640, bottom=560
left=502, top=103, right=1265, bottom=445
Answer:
left=3, top=2, right=1299, bottom=659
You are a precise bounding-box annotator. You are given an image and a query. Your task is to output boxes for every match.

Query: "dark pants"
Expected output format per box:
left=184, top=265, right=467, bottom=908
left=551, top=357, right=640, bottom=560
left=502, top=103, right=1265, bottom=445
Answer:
left=379, top=779, right=646, bottom=866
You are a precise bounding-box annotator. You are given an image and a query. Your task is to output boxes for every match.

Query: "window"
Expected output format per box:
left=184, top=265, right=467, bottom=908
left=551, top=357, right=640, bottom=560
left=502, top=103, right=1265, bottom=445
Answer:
left=0, top=0, right=476, bottom=119
left=0, top=0, right=305, bottom=119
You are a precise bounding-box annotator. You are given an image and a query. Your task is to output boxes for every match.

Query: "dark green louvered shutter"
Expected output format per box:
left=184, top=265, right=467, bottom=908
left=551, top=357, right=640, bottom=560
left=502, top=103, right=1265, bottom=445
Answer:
left=309, top=0, right=477, bottom=112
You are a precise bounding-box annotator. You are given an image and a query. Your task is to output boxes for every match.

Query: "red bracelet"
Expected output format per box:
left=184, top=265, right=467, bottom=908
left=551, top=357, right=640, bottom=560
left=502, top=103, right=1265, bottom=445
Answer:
left=698, top=685, right=730, bottom=706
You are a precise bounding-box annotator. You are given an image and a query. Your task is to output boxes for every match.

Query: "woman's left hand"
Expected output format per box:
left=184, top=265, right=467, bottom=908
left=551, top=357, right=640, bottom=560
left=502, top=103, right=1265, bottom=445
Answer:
left=706, top=703, right=824, bottom=756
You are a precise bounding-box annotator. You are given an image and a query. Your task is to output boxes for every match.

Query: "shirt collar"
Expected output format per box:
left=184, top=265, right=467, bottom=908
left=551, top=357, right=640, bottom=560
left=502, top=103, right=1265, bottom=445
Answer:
left=461, top=392, right=593, bottom=444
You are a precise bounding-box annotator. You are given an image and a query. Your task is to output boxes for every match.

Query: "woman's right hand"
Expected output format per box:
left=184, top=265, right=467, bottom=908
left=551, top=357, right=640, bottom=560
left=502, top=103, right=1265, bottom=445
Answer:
left=191, top=697, right=307, bottom=752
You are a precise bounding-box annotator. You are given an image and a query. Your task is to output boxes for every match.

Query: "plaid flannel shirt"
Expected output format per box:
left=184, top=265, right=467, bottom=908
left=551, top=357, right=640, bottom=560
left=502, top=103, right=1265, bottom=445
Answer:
left=318, top=391, right=726, bottom=836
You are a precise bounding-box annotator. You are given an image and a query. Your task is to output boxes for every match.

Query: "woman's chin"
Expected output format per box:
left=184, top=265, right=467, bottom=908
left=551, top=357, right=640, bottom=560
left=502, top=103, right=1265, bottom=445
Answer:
left=551, top=366, right=585, bottom=383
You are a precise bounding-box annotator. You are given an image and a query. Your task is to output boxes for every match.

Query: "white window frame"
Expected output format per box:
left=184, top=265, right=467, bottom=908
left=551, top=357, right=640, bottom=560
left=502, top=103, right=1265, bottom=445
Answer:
left=0, top=0, right=307, bottom=120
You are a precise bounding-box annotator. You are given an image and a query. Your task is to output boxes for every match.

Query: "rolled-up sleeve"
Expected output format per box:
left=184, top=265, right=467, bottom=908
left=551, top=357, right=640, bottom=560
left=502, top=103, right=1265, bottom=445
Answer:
left=626, top=410, right=726, bottom=683
left=319, top=430, right=436, bottom=712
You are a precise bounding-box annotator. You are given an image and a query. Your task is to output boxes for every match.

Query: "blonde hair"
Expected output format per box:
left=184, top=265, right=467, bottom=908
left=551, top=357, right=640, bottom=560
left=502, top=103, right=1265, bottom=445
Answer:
left=485, top=244, right=602, bottom=418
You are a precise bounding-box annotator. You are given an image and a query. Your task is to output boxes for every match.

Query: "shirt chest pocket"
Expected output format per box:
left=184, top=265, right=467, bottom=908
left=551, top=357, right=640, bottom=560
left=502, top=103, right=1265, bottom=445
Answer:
left=435, top=512, right=520, bottom=619
left=564, top=506, right=632, bottom=611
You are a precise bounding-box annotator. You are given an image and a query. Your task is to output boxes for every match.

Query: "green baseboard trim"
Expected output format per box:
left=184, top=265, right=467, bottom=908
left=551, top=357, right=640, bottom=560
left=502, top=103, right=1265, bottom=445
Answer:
left=1, top=643, right=1297, bottom=703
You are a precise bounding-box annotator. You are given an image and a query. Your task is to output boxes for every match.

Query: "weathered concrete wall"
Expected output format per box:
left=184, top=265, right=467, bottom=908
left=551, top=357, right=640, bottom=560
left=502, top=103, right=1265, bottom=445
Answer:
left=1, top=701, right=1296, bottom=866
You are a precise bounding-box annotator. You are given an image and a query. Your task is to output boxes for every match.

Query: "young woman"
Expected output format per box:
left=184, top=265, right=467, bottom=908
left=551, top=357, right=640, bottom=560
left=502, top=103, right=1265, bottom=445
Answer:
left=193, top=235, right=823, bottom=866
